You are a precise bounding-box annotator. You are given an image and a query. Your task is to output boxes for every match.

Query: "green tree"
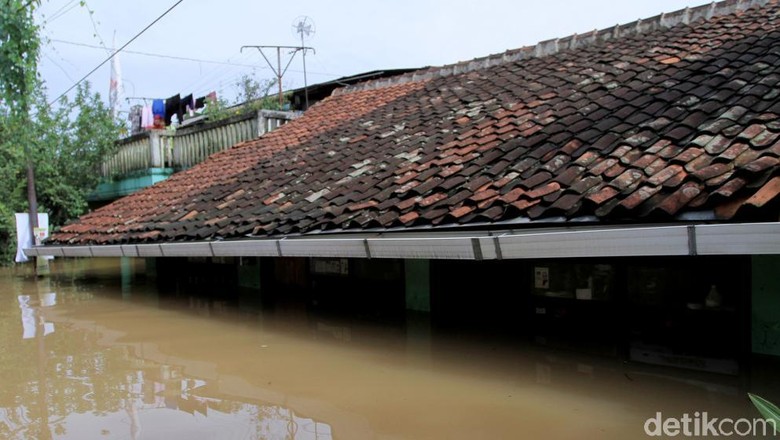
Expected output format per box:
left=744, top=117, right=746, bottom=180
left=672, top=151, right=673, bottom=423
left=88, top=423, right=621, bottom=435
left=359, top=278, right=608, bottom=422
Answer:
left=0, top=0, right=40, bottom=112
left=0, top=0, right=41, bottom=263
left=0, top=84, right=120, bottom=259
left=30, top=83, right=120, bottom=225
left=0, top=1, right=120, bottom=262
left=234, top=73, right=277, bottom=107
left=203, top=74, right=287, bottom=122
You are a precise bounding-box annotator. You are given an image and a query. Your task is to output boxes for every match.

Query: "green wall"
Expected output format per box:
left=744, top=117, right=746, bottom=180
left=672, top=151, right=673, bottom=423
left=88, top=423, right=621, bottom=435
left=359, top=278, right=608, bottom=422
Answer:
left=752, top=255, right=780, bottom=357
left=89, top=168, right=173, bottom=202
left=405, top=259, right=430, bottom=312
left=238, top=257, right=262, bottom=290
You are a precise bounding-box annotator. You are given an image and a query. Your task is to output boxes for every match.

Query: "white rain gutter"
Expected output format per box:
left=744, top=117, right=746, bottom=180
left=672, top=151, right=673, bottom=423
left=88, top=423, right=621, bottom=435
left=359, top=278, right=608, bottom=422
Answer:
left=24, top=222, right=780, bottom=260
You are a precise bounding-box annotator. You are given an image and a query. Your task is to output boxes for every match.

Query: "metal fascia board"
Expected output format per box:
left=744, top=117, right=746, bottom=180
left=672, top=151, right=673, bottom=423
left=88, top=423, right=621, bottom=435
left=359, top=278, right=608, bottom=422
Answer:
left=159, top=242, right=214, bottom=257
left=136, top=244, right=163, bottom=257
left=61, top=246, right=92, bottom=257
left=89, top=245, right=124, bottom=257
left=695, top=223, right=780, bottom=255
left=476, top=236, right=499, bottom=260
left=25, top=246, right=65, bottom=257
left=121, top=245, right=139, bottom=257
left=22, top=247, right=39, bottom=257
left=280, top=238, right=367, bottom=258
left=211, top=240, right=279, bottom=257
left=498, top=226, right=690, bottom=259
left=367, top=237, right=475, bottom=259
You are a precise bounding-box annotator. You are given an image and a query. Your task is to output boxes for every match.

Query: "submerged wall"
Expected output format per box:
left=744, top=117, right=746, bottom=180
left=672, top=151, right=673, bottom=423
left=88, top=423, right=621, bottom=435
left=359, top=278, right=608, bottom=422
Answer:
left=752, top=255, right=780, bottom=357
left=141, top=254, right=770, bottom=371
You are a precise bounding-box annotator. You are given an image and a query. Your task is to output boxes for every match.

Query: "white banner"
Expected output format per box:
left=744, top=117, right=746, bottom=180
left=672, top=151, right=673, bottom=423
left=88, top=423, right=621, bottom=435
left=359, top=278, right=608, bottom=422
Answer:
left=15, top=213, right=49, bottom=263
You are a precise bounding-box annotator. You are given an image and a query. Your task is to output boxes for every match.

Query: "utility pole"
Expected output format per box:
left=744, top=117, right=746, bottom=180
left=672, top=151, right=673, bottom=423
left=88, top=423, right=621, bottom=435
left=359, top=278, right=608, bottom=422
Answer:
left=299, top=33, right=310, bottom=109
left=292, top=16, right=316, bottom=110
left=240, top=45, right=315, bottom=109
left=276, top=47, right=283, bottom=107
left=24, top=134, right=48, bottom=276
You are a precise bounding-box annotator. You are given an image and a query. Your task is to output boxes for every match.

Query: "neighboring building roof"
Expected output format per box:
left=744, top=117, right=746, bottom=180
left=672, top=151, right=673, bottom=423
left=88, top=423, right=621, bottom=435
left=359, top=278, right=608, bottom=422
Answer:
left=289, top=69, right=419, bottom=110
left=52, top=0, right=780, bottom=245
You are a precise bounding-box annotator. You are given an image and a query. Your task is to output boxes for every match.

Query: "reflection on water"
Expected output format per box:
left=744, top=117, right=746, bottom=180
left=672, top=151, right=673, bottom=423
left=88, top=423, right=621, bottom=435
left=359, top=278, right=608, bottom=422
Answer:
left=0, top=258, right=776, bottom=439
left=1, top=260, right=332, bottom=440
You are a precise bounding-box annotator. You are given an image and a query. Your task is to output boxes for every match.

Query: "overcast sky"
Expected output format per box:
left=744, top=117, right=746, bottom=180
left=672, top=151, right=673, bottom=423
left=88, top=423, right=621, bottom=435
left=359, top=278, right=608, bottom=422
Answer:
left=36, top=0, right=708, bottom=115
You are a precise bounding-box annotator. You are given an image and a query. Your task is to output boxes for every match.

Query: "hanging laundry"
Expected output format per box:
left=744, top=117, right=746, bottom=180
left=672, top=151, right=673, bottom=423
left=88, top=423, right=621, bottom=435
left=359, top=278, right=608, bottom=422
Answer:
left=195, top=96, right=205, bottom=109
left=181, top=94, right=194, bottom=116
left=141, top=105, right=154, bottom=129
left=128, top=105, right=142, bottom=134
left=164, top=94, right=181, bottom=126
left=152, top=99, right=165, bottom=128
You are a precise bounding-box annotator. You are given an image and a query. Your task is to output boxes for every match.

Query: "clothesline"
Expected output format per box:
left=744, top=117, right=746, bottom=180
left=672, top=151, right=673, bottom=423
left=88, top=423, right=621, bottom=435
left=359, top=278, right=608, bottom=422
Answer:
left=128, top=91, right=217, bottom=132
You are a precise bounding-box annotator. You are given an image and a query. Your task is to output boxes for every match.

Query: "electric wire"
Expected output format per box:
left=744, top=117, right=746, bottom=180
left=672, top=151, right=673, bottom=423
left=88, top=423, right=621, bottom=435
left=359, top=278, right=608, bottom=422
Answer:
left=84, top=1, right=110, bottom=54
left=48, top=0, right=184, bottom=106
left=178, top=50, right=250, bottom=96
left=51, top=38, right=263, bottom=68
left=46, top=0, right=78, bottom=22
left=50, top=38, right=337, bottom=77
left=43, top=53, right=76, bottom=83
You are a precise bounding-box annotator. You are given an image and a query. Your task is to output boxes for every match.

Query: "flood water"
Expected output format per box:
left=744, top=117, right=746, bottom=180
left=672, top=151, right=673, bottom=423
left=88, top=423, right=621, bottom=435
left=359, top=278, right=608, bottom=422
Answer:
left=0, top=258, right=776, bottom=439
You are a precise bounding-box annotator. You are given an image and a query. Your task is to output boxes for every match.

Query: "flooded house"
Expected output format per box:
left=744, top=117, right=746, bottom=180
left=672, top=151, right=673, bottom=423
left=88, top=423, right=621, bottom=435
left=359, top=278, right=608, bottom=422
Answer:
left=18, top=0, right=780, bottom=437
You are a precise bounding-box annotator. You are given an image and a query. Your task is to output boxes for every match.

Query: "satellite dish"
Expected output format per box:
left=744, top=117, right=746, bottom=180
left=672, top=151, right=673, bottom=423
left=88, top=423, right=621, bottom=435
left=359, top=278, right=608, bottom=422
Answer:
left=292, top=16, right=316, bottom=43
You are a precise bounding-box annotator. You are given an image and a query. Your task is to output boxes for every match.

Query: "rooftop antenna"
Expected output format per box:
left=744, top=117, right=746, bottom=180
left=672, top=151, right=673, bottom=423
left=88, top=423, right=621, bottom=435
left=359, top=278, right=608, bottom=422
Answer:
left=292, top=16, right=316, bottom=109
left=241, top=45, right=302, bottom=108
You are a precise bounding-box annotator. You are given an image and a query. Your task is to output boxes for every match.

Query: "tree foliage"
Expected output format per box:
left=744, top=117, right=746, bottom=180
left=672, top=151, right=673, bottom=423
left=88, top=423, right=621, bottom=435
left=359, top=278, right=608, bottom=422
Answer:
left=0, top=0, right=41, bottom=114
left=30, top=83, right=120, bottom=225
left=0, top=1, right=120, bottom=263
left=203, top=74, right=288, bottom=122
left=234, top=73, right=277, bottom=107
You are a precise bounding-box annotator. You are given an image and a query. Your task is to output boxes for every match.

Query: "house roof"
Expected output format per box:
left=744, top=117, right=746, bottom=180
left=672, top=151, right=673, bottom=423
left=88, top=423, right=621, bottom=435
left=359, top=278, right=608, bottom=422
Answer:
left=52, top=0, right=780, bottom=246
left=289, top=68, right=419, bottom=110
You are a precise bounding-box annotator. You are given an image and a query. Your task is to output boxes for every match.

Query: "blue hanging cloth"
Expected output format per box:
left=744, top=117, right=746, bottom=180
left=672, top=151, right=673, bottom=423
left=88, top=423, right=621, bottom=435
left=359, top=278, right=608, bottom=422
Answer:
left=152, top=99, right=165, bottom=118
left=152, top=99, right=165, bottom=128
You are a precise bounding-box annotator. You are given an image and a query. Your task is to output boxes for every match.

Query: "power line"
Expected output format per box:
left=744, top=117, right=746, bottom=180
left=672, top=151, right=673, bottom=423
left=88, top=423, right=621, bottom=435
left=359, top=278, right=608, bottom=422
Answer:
left=49, top=38, right=338, bottom=78
left=43, top=53, right=75, bottom=83
left=46, top=0, right=78, bottom=22
left=84, top=1, right=110, bottom=54
left=50, top=38, right=264, bottom=69
left=48, top=0, right=185, bottom=106
left=178, top=49, right=251, bottom=95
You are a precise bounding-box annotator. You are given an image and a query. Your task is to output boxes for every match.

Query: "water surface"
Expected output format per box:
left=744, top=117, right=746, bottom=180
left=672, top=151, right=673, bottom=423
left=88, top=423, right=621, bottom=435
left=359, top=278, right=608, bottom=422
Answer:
left=0, top=258, right=773, bottom=439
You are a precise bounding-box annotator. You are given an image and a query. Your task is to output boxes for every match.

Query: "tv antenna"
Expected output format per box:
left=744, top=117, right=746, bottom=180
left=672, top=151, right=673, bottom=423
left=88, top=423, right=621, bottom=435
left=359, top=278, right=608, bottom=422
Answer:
left=292, top=16, right=316, bottom=109
left=241, top=44, right=314, bottom=108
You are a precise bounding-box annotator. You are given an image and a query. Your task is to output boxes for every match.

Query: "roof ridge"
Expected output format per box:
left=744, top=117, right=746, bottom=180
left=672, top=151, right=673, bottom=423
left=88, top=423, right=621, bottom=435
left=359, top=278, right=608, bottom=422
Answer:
left=333, top=0, right=773, bottom=96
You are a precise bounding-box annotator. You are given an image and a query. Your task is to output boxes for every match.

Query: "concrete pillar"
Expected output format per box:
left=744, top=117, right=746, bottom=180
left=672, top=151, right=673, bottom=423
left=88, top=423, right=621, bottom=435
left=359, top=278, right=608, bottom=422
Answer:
left=257, top=110, right=268, bottom=137
left=144, top=258, right=157, bottom=278
left=406, top=311, right=432, bottom=366
left=752, top=255, right=780, bottom=357
left=121, top=257, right=133, bottom=299
left=238, top=257, right=262, bottom=290
left=149, top=131, right=162, bottom=168
left=405, top=259, right=430, bottom=312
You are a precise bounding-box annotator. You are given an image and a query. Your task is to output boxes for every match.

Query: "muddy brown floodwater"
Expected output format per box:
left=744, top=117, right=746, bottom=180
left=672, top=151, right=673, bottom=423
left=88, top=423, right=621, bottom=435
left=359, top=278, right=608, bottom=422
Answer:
left=0, top=258, right=776, bottom=439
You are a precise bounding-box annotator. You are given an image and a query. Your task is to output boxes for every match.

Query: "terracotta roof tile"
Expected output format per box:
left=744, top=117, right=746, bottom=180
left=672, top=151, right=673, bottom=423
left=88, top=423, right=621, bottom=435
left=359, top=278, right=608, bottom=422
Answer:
left=51, top=1, right=780, bottom=244
left=653, top=182, right=703, bottom=216
left=498, top=187, right=525, bottom=203
left=510, top=199, right=541, bottom=212
left=745, top=176, right=780, bottom=207
left=743, top=155, right=780, bottom=173
left=620, top=185, right=662, bottom=210
left=714, top=194, right=752, bottom=219
left=470, top=188, right=499, bottom=203
left=585, top=186, right=620, bottom=205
